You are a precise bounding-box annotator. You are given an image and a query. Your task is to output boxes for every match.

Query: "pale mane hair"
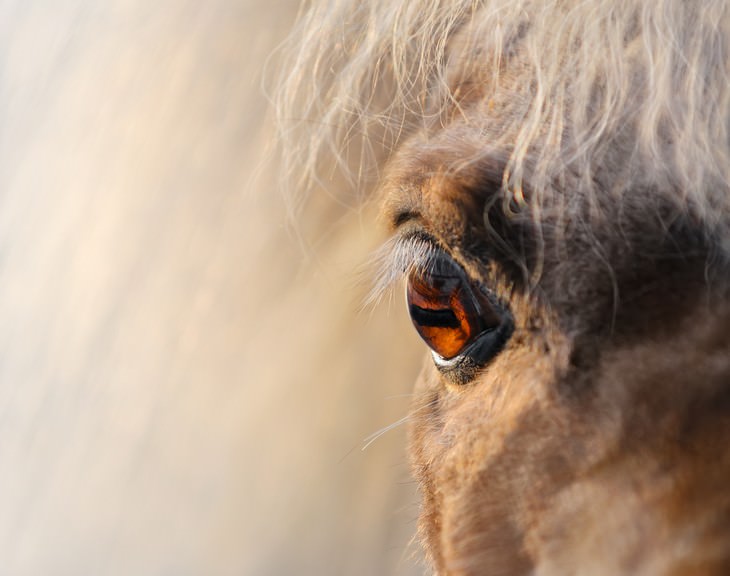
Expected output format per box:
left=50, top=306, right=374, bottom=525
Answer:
left=276, top=0, right=730, bottom=248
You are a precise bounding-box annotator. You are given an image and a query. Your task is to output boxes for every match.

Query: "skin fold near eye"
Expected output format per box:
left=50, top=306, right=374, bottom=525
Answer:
left=406, top=256, right=501, bottom=360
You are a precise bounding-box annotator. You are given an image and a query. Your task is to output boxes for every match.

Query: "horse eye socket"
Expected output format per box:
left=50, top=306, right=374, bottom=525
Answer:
left=406, top=258, right=502, bottom=360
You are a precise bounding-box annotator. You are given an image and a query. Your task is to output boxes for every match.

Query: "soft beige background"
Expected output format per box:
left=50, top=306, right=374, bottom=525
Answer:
left=0, top=1, right=425, bottom=574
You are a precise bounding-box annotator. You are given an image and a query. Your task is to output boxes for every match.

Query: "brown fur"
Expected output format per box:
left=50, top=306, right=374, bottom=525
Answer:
left=379, top=20, right=730, bottom=576
left=277, top=0, right=730, bottom=572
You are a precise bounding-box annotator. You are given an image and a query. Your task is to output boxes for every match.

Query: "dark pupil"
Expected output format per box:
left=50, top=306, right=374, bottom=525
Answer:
left=408, top=305, right=460, bottom=329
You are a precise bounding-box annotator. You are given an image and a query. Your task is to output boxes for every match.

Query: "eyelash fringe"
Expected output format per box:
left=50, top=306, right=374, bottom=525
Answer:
left=361, top=234, right=441, bottom=310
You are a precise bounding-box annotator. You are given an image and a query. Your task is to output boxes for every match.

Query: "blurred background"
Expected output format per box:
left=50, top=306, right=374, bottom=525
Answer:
left=0, top=1, right=425, bottom=574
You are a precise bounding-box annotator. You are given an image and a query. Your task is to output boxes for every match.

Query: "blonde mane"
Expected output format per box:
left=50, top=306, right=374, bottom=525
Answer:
left=277, top=0, right=730, bottom=246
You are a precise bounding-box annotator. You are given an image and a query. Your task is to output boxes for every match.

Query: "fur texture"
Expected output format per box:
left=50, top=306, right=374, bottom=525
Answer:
left=279, top=1, right=730, bottom=574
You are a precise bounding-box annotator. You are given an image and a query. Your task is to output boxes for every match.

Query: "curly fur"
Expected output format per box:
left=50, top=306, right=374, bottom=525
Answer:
left=278, top=1, right=729, bottom=235
left=278, top=1, right=730, bottom=574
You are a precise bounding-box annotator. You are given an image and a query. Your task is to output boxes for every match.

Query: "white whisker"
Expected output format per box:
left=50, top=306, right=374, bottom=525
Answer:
left=362, top=414, right=413, bottom=451
left=362, top=397, right=440, bottom=451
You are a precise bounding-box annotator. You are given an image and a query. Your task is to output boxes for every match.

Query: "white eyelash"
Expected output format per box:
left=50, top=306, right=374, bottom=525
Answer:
left=361, top=234, right=440, bottom=310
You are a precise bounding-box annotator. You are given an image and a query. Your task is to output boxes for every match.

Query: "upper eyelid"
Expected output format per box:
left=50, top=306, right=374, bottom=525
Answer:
left=363, top=230, right=442, bottom=309
left=391, top=209, right=421, bottom=229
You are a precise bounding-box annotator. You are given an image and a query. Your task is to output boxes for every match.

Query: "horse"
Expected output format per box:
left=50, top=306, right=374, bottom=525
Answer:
left=278, top=0, right=730, bottom=573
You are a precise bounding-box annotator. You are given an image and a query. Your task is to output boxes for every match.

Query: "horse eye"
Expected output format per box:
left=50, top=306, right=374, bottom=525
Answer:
left=406, top=256, right=505, bottom=363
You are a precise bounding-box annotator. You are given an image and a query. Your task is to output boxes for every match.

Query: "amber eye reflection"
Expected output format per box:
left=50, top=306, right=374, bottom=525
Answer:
left=406, top=259, right=501, bottom=360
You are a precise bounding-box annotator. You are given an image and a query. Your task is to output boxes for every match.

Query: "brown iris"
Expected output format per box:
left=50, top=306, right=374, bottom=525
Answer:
left=406, top=258, right=501, bottom=359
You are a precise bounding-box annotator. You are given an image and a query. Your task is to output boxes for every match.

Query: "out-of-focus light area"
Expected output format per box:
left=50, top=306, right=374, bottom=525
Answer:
left=0, top=1, right=424, bottom=574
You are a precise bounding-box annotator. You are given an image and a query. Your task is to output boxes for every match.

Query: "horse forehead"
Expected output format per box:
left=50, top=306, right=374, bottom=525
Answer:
left=381, top=134, right=505, bottom=233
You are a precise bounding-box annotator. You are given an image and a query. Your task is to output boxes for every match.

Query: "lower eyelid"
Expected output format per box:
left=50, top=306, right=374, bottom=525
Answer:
left=431, top=316, right=514, bottom=385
